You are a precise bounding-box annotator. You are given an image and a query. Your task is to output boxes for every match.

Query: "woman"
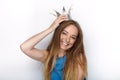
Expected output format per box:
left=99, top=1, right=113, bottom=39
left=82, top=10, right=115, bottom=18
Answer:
left=20, top=15, right=87, bottom=80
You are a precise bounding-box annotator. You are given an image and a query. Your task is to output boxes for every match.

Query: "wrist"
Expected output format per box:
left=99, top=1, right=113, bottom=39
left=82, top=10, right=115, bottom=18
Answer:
left=47, top=27, right=55, bottom=33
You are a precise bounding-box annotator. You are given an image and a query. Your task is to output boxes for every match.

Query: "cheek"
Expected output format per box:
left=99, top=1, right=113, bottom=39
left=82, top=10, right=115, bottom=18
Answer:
left=70, top=39, right=76, bottom=45
left=60, top=34, right=66, bottom=41
left=60, top=33, right=63, bottom=38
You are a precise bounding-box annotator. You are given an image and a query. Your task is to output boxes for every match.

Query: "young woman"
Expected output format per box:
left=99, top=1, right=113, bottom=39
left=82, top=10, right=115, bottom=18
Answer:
left=20, top=15, right=87, bottom=80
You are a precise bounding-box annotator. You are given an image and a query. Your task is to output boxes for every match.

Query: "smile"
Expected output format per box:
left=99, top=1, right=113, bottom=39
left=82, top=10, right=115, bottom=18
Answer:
left=62, top=41, right=69, bottom=46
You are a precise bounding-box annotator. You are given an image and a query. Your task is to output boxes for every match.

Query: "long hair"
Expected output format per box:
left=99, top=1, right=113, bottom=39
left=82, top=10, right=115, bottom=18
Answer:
left=44, top=20, right=87, bottom=80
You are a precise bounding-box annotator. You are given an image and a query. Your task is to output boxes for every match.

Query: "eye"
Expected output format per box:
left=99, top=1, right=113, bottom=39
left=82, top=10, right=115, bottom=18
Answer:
left=71, top=35, right=77, bottom=40
left=71, top=37, right=76, bottom=40
left=62, top=31, right=67, bottom=35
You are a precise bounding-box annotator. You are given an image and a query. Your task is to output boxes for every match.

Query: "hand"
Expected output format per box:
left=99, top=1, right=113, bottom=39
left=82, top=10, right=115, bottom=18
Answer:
left=49, top=15, right=68, bottom=30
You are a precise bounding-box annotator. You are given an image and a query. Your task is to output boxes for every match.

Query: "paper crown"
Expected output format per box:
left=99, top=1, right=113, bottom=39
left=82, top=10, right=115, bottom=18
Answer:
left=52, top=6, right=72, bottom=19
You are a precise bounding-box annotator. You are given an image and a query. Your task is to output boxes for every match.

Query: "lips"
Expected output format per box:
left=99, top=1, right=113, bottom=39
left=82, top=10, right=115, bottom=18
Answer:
left=63, top=42, right=68, bottom=46
left=61, top=41, right=69, bottom=46
left=60, top=40, right=72, bottom=50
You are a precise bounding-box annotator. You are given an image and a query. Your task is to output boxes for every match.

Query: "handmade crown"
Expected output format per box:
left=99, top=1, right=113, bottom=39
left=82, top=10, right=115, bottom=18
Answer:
left=52, top=6, right=72, bottom=19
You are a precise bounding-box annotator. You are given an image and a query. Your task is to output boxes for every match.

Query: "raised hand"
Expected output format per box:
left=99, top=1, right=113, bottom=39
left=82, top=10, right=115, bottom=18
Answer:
left=49, top=15, right=68, bottom=30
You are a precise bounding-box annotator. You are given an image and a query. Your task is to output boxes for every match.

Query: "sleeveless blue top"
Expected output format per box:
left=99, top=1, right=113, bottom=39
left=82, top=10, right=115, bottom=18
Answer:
left=50, top=55, right=86, bottom=80
left=50, top=55, right=66, bottom=80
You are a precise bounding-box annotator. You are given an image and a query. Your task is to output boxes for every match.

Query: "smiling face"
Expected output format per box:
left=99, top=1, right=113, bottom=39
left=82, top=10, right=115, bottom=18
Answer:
left=60, top=25, right=78, bottom=52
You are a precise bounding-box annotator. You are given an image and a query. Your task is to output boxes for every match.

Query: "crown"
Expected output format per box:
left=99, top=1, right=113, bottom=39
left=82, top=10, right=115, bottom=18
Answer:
left=52, top=6, right=72, bottom=19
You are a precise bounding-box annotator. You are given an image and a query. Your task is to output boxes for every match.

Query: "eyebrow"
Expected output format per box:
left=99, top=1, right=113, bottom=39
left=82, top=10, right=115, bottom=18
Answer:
left=63, top=30, right=77, bottom=37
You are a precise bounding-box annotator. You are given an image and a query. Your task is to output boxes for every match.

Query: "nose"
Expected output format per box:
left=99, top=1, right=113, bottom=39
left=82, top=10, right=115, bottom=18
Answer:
left=66, top=36, right=70, bottom=42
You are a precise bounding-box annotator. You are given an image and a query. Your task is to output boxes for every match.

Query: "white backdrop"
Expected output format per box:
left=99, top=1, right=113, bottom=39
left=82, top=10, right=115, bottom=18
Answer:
left=0, top=0, right=120, bottom=80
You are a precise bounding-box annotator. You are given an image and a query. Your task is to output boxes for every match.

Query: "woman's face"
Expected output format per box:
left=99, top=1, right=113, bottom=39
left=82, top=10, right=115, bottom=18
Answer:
left=60, top=25, right=78, bottom=52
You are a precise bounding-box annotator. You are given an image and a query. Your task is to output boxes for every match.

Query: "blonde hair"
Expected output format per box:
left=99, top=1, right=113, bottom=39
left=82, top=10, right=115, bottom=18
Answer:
left=44, top=20, right=87, bottom=80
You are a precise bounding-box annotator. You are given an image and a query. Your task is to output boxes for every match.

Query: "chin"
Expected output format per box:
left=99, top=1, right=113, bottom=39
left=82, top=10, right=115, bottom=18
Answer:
left=60, top=46, right=71, bottom=51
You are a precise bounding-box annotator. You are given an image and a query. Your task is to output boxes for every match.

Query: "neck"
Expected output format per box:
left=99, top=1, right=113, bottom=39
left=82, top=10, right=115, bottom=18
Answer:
left=58, top=49, right=66, bottom=57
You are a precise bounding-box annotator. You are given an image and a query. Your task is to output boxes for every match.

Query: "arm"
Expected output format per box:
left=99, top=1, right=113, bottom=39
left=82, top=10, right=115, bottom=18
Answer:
left=20, top=15, right=68, bottom=62
left=20, top=28, right=53, bottom=62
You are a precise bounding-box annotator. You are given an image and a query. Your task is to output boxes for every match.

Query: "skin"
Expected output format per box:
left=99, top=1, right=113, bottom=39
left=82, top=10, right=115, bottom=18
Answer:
left=20, top=15, right=67, bottom=62
left=20, top=15, right=83, bottom=80
left=59, top=25, right=78, bottom=57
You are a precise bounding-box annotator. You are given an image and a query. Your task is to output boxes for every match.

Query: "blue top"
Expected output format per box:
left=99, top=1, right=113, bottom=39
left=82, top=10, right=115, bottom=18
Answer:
left=50, top=55, right=86, bottom=80
left=50, top=55, right=66, bottom=80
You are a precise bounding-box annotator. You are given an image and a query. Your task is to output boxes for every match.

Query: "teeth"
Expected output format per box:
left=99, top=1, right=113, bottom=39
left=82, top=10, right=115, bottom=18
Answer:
left=63, top=42, right=68, bottom=46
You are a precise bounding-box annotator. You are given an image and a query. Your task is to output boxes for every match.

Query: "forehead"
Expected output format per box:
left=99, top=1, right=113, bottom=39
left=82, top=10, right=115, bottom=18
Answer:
left=63, top=25, right=78, bottom=36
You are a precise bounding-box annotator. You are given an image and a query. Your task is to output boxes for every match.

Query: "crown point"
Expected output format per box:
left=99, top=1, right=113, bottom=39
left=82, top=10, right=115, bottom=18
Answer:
left=52, top=6, right=72, bottom=19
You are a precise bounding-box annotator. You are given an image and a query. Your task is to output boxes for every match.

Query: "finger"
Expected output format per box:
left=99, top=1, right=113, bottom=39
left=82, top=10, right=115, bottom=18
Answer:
left=56, top=15, right=68, bottom=22
left=59, top=15, right=68, bottom=19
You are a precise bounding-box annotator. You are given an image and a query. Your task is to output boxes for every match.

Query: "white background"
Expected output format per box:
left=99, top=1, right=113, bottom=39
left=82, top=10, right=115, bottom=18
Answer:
left=0, top=0, right=120, bottom=80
